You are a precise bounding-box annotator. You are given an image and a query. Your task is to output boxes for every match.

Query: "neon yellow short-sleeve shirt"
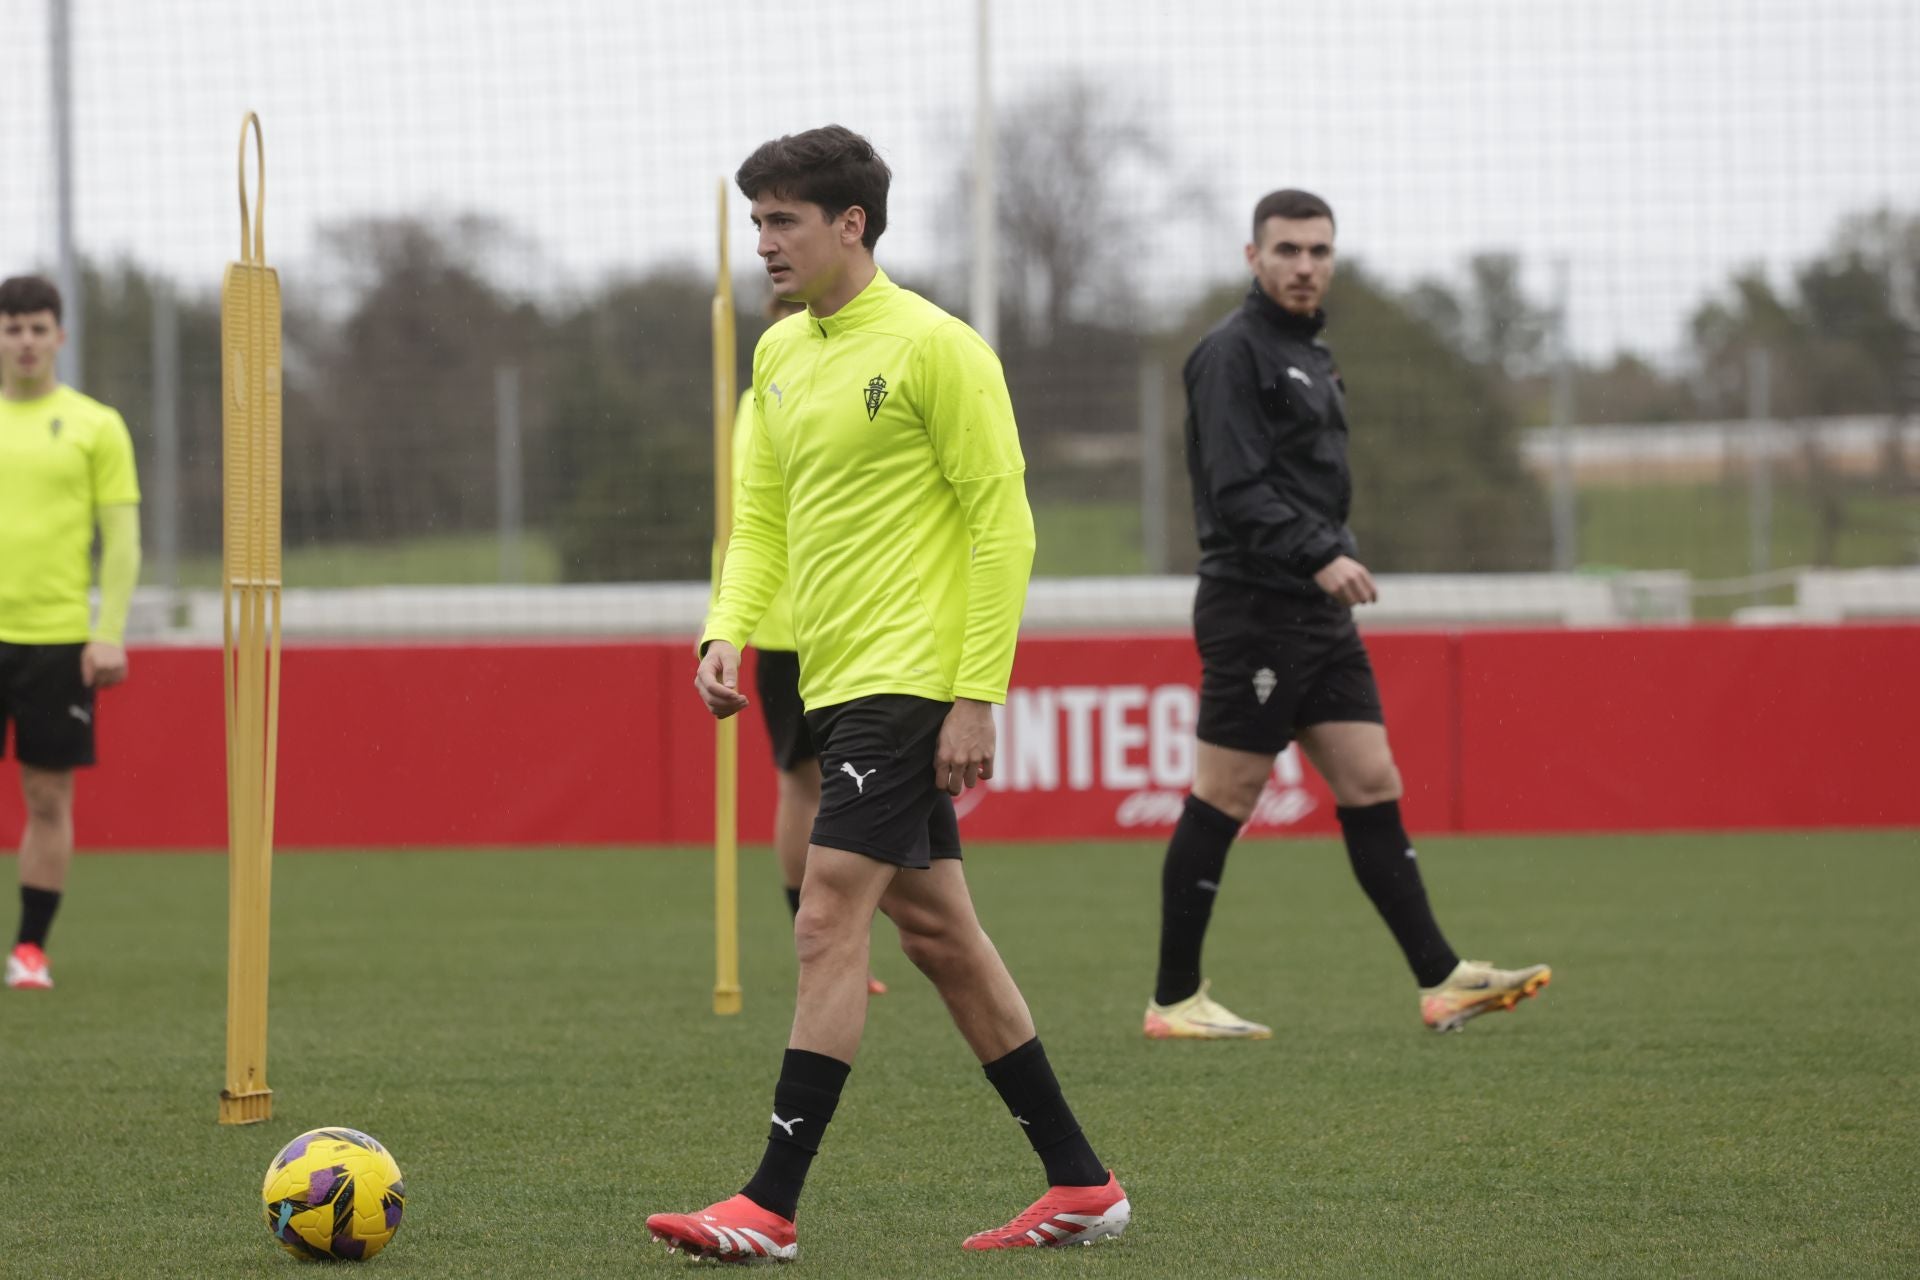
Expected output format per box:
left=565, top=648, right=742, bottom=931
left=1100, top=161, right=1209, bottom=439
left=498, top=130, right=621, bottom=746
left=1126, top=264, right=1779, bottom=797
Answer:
left=0, top=386, right=142, bottom=643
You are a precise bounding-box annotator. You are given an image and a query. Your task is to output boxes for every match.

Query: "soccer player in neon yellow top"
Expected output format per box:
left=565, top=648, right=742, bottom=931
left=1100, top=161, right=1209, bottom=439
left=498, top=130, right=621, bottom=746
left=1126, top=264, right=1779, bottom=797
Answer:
left=648, top=127, right=1129, bottom=1262
left=0, top=276, right=143, bottom=991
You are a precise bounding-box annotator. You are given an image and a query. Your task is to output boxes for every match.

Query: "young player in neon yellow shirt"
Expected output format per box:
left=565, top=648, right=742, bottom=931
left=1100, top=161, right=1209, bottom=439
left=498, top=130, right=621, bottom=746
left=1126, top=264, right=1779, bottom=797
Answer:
left=648, top=126, right=1129, bottom=1263
left=0, top=276, right=143, bottom=991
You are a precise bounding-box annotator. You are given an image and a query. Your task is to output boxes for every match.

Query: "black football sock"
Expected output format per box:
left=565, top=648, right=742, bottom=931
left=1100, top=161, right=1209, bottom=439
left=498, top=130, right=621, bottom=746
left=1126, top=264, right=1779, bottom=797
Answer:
left=17, top=886, right=61, bottom=948
left=1337, top=800, right=1459, bottom=988
left=784, top=886, right=802, bottom=916
left=1153, top=794, right=1242, bottom=1006
left=739, top=1048, right=850, bottom=1221
left=983, top=1037, right=1107, bottom=1188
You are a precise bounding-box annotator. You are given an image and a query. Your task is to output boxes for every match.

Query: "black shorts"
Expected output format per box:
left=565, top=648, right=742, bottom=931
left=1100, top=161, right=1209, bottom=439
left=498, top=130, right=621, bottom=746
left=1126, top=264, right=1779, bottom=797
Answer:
left=1193, top=576, right=1384, bottom=756
left=0, top=641, right=97, bottom=770
left=804, top=694, right=961, bottom=869
left=753, top=649, right=818, bottom=772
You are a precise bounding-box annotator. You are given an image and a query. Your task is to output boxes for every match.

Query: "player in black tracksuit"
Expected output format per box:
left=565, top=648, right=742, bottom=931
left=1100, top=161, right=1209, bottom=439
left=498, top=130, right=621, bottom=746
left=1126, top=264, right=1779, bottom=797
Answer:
left=1143, top=189, right=1552, bottom=1038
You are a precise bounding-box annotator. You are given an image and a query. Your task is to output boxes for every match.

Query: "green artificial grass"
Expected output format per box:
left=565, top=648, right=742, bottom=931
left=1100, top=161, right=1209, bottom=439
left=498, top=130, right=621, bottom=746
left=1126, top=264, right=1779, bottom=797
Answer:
left=1, top=833, right=1915, bottom=1277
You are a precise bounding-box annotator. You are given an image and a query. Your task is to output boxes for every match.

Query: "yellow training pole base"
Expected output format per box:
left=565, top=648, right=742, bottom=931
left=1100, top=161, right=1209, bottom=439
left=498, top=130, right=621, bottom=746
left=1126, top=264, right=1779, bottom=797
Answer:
left=219, top=1088, right=273, bottom=1125
left=713, top=985, right=742, bottom=1016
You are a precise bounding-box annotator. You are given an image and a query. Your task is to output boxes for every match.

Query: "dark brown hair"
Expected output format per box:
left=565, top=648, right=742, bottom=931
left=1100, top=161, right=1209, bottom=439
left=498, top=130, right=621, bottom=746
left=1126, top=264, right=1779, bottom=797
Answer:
left=0, top=276, right=62, bottom=321
left=1251, top=189, right=1335, bottom=242
left=736, top=125, right=890, bottom=250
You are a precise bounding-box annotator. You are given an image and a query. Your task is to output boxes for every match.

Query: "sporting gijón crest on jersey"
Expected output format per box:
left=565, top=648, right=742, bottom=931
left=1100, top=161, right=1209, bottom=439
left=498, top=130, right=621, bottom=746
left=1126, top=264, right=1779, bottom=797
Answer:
left=703, top=269, right=1036, bottom=712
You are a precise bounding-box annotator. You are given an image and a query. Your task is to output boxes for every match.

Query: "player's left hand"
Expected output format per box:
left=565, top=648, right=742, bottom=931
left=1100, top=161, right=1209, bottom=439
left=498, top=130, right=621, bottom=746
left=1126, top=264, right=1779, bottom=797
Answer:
left=934, top=698, right=996, bottom=796
left=81, top=641, right=129, bottom=689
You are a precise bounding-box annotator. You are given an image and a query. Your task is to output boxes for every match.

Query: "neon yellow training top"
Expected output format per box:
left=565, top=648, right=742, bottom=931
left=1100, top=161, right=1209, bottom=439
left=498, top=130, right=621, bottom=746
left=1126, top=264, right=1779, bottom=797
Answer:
left=702, top=269, right=1036, bottom=710
left=0, top=385, right=143, bottom=644
left=716, top=388, right=796, bottom=652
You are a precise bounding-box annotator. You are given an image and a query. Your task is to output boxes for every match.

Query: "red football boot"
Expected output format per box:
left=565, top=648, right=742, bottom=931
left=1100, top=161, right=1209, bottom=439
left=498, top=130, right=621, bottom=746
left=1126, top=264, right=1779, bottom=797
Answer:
left=961, top=1171, right=1130, bottom=1250
left=646, top=1193, right=797, bottom=1263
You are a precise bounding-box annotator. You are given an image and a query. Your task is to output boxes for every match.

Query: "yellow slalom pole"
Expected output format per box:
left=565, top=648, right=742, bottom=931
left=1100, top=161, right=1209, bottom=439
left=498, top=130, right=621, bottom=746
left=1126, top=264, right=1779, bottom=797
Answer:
left=220, top=111, right=283, bottom=1124
left=712, top=178, right=742, bottom=1016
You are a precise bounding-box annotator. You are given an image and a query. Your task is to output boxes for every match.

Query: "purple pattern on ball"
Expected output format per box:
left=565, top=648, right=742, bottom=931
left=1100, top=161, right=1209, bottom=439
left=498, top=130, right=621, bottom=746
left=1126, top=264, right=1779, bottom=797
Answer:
left=385, top=1201, right=403, bottom=1229
left=307, top=1166, right=338, bottom=1204
left=342, top=1128, right=383, bottom=1152
left=274, top=1133, right=316, bottom=1168
left=333, top=1236, right=366, bottom=1260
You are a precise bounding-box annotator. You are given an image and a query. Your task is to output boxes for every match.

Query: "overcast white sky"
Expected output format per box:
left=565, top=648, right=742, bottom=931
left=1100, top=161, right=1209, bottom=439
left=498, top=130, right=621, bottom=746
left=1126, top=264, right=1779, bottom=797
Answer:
left=8, top=0, right=1917, bottom=357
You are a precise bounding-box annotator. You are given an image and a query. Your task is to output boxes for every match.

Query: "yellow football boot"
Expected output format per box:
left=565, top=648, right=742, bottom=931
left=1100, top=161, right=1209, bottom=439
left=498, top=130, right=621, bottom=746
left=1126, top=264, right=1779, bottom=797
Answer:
left=1143, top=980, right=1272, bottom=1040
left=1420, top=959, right=1551, bottom=1032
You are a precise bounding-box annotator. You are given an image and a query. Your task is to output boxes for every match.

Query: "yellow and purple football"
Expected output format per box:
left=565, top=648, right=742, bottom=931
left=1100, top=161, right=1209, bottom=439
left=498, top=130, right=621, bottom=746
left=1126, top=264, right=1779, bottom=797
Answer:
left=261, top=1127, right=406, bottom=1261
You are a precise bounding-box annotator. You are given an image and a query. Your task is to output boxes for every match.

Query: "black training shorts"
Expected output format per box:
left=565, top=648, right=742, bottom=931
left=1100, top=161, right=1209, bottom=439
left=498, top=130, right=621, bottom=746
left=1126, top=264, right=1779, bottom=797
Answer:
left=753, top=649, right=818, bottom=773
left=0, top=641, right=97, bottom=770
left=1193, top=576, right=1384, bottom=756
left=804, top=694, right=962, bottom=869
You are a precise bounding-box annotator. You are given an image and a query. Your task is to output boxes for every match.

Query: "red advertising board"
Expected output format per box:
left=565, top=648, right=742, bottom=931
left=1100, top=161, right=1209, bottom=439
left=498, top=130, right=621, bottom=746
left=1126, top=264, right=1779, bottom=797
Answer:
left=941, top=632, right=1457, bottom=842
left=1455, top=626, right=1920, bottom=831
left=0, top=626, right=1912, bottom=849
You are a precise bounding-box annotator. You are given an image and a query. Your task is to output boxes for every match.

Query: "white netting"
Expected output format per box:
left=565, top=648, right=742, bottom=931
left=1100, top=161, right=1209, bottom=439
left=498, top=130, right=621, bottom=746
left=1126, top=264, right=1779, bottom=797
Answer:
left=10, top=0, right=1917, bottom=629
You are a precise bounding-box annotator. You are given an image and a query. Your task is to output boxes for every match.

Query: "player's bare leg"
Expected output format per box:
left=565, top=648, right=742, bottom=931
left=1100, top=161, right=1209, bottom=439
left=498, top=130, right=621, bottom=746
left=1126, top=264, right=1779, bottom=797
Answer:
left=772, top=762, right=819, bottom=900
left=1145, top=742, right=1273, bottom=1038
left=1298, top=721, right=1549, bottom=1030
left=878, top=860, right=1128, bottom=1249
left=879, top=860, right=1032, bottom=1059
left=788, top=845, right=896, bottom=1059
left=10, top=766, right=74, bottom=990
left=777, top=763, right=883, bottom=994
left=1191, top=740, right=1274, bottom=821
left=647, top=844, right=893, bottom=1260
left=1295, top=720, right=1400, bottom=808
left=17, top=766, right=75, bottom=891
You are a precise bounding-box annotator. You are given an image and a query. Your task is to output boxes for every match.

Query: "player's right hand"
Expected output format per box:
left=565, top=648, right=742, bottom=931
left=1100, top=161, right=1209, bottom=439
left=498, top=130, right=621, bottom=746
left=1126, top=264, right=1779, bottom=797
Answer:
left=81, top=641, right=130, bottom=689
left=694, top=640, right=751, bottom=719
left=1313, top=555, right=1379, bottom=607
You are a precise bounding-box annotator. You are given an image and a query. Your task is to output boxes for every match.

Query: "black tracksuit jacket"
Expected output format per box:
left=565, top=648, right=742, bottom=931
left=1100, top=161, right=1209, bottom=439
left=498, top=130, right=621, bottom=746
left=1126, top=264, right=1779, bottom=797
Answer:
left=1183, top=281, right=1358, bottom=599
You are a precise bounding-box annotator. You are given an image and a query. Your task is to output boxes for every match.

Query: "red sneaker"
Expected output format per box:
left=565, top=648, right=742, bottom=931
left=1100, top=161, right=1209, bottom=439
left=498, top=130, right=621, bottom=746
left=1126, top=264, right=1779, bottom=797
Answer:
left=646, top=1193, right=797, bottom=1262
left=961, top=1172, right=1130, bottom=1250
left=6, top=942, right=52, bottom=990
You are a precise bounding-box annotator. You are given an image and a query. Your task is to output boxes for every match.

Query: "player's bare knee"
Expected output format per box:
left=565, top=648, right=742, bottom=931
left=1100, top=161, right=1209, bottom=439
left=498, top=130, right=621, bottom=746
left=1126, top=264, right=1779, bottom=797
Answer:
left=894, top=926, right=950, bottom=978
left=1192, top=776, right=1262, bottom=822
left=899, top=920, right=985, bottom=985
left=1336, top=763, right=1402, bottom=807
left=19, top=772, right=72, bottom=824
left=790, top=902, right=859, bottom=969
left=883, top=902, right=945, bottom=969
left=1192, top=746, right=1270, bottom=821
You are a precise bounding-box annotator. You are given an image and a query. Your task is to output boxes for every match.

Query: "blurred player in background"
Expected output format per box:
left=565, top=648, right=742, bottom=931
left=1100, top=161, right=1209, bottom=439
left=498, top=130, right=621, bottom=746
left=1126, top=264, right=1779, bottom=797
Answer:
left=649, top=126, right=1128, bottom=1262
left=1145, top=192, right=1550, bottom=1039
left=727, top=294, right=884, bottom=997
left=0, top=276, right=143, bottom=991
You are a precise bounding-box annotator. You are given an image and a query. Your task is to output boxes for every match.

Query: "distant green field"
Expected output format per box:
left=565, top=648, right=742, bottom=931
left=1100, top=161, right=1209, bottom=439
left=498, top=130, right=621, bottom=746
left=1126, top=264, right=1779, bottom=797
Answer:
left=174, top=533, right=565, bottom=589
left=1578, top=482, right=1918, bottom=616
left=3, top=833, right=1915, bottom=1277
left=160, top=483, right=1915, bottom=620
left=163, top=508, right=1141, bottom=585
left=1032, top=502, right=1145, bottom=576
